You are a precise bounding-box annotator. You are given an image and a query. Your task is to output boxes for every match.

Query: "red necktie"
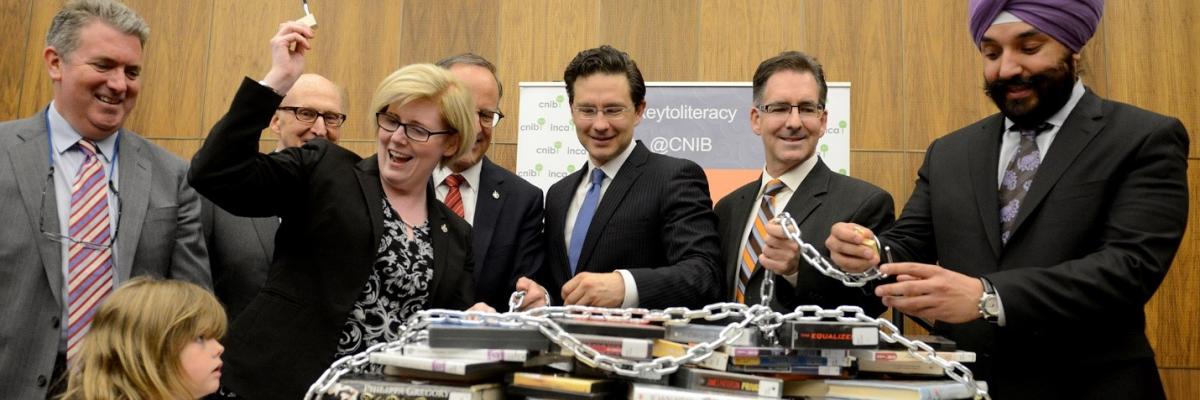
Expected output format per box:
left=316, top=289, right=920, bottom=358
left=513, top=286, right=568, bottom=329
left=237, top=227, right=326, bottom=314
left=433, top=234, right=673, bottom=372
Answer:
left=443, top=174, right=465, bottom=218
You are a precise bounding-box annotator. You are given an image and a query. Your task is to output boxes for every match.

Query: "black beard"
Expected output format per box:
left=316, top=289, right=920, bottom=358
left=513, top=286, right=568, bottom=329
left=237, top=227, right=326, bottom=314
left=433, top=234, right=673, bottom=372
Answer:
left=984, top=55, right=1076, bottom=129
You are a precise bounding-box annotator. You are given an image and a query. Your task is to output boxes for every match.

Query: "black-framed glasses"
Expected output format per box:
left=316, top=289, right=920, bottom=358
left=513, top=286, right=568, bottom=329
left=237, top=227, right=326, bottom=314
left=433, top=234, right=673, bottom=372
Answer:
left=278, top=106, right=348, bottom=127
left=478, top=109, right=505, bottom=128
left=572, top=106, right=630, bottom=120
left=39, top=167, right=122, bottom=251
left=756, top=102, right=826, bottom=119
left=376, top=112, right=456, bottom=142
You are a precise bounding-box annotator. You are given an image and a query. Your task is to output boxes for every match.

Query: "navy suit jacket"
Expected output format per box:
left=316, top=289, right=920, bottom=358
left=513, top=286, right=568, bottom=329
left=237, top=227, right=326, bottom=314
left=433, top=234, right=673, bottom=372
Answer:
left=468, top=157, right=545, bottom=310
left=539, top=141, right=723, bottom=309
left=715, top=159, right=893, bottom=315
left=882, top=89, right=1188, bottom=398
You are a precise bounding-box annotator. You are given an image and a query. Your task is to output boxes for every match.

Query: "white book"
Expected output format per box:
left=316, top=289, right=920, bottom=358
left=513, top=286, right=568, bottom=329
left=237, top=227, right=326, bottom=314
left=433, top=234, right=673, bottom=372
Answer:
left=369, top=352, right=503, bottom=375
left=826, top=379, right=988, bottom=400
left=850, top=349, right=976, bottom=363
left=401, top=343, right=530, bottom=362
left=631, top=383, right=770, bottom=399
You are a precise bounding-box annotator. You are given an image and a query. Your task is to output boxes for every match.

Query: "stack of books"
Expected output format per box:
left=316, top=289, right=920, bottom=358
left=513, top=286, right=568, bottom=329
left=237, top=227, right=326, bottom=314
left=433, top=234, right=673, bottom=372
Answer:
left=320, top=316, right=984, bottom=399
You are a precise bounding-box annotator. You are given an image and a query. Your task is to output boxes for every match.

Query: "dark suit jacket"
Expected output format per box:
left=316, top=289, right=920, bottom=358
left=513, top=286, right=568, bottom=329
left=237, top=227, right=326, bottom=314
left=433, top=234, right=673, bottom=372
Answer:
left=539, top=141, right=723, bottom=309
left=200, top=198, right=277, bottom=322
left=0, top=111, right=210, bottom=399
left=715, top=159, right=893, bottom=315
left=189, top=78, right=475, bottom=400
left=883, top=89, right=1188, bottom=398
left=468, top=157, right=545, bottom=310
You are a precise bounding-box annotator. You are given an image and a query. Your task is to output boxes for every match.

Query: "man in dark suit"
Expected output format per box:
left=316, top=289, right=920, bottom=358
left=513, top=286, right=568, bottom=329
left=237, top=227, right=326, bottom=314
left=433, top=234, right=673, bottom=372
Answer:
left=537, top=45, right=723, bottom=309
left=715, top=52, right=893, bottom=314
left=827, top=1, right=1188, bottom=398
left=432, top=54, right=546, bottom=311
left=0, top=1, right=210, bottom=398
left=201, top=73, right=346, bottom=322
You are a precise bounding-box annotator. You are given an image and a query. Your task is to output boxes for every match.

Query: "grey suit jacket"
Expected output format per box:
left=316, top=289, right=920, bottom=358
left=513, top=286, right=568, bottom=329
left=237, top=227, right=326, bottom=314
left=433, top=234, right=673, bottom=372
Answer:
left=201, top=198, right=277, bottom=322
left=0, top=110, right=210, bottom=399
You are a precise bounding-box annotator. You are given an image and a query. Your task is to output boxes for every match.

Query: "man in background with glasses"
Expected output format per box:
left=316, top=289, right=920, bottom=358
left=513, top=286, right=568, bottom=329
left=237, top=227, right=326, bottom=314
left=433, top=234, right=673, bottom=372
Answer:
left=536, top=45, right=723, bottom=309
left=714, top=52, right=893, bottom=313
left=200, top=73, right=346, bottom=324
left=433, top=54, right=547, bottom=311
left=0, top=1, right=209, bottom=398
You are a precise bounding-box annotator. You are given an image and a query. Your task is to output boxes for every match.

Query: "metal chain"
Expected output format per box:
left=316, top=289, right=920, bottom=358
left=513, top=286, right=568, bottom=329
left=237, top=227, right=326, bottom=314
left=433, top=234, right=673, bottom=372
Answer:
left=776, top=211, right=888, bottom=287
left=305, top=303, right=988, bottom=400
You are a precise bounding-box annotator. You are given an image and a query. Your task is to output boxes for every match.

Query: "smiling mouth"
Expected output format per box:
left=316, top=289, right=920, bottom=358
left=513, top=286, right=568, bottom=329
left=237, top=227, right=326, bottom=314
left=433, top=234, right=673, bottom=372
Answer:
left=96, top=94, right=122, bottom=105
left=387, top=149, right=413, bottom=163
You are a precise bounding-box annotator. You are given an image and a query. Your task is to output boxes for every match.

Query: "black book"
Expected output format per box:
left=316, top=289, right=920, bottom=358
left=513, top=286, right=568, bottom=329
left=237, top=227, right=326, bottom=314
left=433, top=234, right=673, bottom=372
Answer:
left=428, top=324, right=552, bottom=351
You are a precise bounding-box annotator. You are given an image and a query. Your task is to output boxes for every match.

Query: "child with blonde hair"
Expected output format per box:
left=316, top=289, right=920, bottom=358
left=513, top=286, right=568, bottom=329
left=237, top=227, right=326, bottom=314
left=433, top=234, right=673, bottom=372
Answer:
left=61, top=277, right=227, bottom=400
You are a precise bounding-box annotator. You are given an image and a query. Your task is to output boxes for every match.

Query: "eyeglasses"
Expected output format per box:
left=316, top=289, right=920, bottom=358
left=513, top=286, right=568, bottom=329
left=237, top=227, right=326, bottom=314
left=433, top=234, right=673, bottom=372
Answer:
left=756, top=102, right=825, bottom=119
left=39, top=168, right=122, bottom=251
left=478, top=110, right=505, bottom=128
left=278, top=106, right=348, bottom=127
left=573, top=106, right=630, bottom=120
left=376, top=112, right=456, bottom=142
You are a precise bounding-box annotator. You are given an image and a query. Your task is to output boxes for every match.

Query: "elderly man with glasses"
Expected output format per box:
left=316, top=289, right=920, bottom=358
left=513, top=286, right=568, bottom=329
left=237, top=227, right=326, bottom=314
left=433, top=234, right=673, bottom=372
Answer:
left=199, top=73, right=347, bottom=325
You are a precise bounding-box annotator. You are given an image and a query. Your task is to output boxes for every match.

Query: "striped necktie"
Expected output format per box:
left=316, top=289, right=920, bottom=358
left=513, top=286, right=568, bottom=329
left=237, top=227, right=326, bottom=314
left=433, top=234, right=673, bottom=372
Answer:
left=736, top=178, right=786, bottom=304
left=66, top=139, right=114, bottom=363
left=443, top=173, right=466, bottom=218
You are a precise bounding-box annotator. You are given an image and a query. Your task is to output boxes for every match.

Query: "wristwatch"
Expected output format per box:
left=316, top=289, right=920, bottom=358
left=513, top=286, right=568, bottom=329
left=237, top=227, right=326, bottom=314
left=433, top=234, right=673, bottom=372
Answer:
left=978, top=277, right=1001, bottom=323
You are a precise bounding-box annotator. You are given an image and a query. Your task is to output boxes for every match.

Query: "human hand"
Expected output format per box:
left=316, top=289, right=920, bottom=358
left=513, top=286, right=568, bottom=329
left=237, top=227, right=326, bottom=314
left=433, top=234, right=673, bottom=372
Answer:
left=874, top=263, right=984, bottom=324
left=760, top=219, right=801, bottom=275
left=512, top=277, right=549, bottom=310
left=825, top=222, right=881, bottom=273
left=562, top=272, right=625, bottom=308
left=260, top=21, right=315, bottom=95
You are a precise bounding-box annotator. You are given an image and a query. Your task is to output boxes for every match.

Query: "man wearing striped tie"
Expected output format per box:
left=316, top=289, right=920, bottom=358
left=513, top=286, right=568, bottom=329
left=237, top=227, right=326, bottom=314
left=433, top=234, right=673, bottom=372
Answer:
left=0, top=1, right=210, bottom=398
left=714, top=52, right=894, bottom=314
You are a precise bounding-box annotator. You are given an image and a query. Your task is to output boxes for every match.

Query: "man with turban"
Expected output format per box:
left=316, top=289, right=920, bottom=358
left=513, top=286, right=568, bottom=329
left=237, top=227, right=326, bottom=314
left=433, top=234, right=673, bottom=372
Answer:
left=825, top=0, right=1188, bottom=398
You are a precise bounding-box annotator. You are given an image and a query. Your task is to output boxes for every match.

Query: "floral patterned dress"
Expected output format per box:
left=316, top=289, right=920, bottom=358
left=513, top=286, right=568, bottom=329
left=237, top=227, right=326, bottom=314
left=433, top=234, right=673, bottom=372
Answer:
left=334, top=198, right=434, bottom=359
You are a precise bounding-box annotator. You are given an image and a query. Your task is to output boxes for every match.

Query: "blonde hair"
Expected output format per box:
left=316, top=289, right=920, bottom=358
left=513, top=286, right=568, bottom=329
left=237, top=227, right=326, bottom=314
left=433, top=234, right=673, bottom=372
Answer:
left=370, top=63, right=477, bottom=165
left=61, top=278, right=227, bottom=400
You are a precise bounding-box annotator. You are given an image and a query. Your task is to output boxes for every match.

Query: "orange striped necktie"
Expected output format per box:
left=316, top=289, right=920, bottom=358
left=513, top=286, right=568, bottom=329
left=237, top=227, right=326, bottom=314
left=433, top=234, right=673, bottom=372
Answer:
left=736, top=178, right=786, bottom=304
left=66, top=139, right=114, bottom=364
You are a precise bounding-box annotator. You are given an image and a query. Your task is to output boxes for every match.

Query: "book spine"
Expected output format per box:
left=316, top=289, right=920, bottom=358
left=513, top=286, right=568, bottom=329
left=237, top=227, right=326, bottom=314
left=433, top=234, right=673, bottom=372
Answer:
left=666, top=325, right=758, bottom=346
left=673, top=369, right=783, bottom=398
left=783, top=322, right=879, bottom=349
left=402, top=346, right=529, bottom=362
left=368, top=354, right=467, bottom=374
left=512, top=373, right=596, bottom=393
left=731, top=355, right=852, bottom=367
left=850, top=350, right=976, bottom=363
left=574, top=334, right=652, bottom=359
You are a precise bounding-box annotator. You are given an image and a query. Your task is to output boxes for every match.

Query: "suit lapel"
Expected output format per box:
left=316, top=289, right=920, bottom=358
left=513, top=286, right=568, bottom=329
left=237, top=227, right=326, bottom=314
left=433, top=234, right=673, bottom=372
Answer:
left=1009, top=90, right=1104, bottom=238
left=969, top=114, right=1005, bottom=258
left=578, top=145, right=648, bottom=272
left=784, top=159, right=830, bottom=233
left=471, top=158, right=504, bottom=262
left=425, top=187, right=450, bottom=301
left=11, top=115, right=64, bottom=304
left=115, top=132, right=148, bottom=281
left=723, top=182, right=757, bottom=293
left=252, top=217, right=279, bottom=260
left=354, top=157, right=385, bottom=254
left=548, top=166, right=584, bottom=283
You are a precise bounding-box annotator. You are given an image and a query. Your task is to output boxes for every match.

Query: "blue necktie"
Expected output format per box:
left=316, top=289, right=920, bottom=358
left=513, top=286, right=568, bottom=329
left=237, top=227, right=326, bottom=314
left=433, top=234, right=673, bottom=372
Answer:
left=568, top=168, right=606, bottom=274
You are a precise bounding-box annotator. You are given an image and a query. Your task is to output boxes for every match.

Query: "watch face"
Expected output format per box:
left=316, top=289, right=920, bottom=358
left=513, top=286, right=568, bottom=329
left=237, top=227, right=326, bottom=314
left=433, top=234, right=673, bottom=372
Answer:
left=983, top=296, right=1001, bottom=315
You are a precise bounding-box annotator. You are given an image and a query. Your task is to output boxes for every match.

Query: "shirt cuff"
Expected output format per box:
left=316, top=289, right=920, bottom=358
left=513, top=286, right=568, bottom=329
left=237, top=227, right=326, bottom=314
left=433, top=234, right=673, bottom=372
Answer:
left=993, top=285, right=1007, bottom=327
left=616, top=269, right=639, bottom=308
left=781, top=270, right=800, bottom=287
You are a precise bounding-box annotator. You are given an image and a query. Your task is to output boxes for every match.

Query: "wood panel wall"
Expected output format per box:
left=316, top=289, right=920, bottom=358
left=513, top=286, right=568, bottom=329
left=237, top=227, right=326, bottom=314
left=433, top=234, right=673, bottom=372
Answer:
left=2, top=0, right=1196, bottom=396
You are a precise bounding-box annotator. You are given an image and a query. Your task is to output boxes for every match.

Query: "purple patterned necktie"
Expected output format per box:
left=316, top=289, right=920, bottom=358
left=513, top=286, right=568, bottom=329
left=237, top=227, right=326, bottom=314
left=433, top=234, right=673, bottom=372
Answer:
left=999, top=123, right=1052, bottom=245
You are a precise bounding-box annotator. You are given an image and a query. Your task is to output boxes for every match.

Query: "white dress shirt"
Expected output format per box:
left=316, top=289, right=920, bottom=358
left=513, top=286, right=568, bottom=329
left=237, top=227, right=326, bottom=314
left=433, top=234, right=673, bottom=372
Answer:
left=563, top=142, right=639, bottom=307
left=433, top=160, right=482, bottom=225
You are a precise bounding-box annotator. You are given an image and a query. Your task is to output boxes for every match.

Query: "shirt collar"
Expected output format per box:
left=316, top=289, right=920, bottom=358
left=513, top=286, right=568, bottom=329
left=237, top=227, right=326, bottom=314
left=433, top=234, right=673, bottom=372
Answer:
left=1003, top=79, right=1086, bottom=132
left=589, top=140, right=638, bottom=182
left=434, top=158, right=483, bottom=190
left=48, top=101, right=119, bottom=162
left=761, top=153, right=820, bottom=196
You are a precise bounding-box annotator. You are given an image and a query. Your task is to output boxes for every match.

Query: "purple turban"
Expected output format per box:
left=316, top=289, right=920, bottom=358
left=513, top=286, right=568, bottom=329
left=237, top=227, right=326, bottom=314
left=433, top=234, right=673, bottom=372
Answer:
left=969, top=0, right=1105, bottom=53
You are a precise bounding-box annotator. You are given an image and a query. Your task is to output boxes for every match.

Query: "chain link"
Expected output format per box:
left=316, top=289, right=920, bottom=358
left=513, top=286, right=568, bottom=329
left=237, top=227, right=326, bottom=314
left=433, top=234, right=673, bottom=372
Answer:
left=305, top=303, right=988, bottom=400
left=776, top=211, right=888, bottom=287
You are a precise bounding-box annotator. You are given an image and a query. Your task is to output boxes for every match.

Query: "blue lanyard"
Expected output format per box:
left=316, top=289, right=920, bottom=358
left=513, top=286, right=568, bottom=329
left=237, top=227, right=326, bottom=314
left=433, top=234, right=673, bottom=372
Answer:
left=43, top=107, right=121, bottom=179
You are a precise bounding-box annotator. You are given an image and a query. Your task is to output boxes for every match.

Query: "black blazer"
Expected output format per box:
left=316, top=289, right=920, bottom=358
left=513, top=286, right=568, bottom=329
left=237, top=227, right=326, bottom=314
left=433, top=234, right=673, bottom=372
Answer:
left=714, top=159, right=893, bottom=315
left=200, top=198, right=278, bottom=323
left=539, top=141, right=723, bottom=309
left=189, top=78, right=474, bottom=400
left=468, top=157, right=545, bottom=310
left=882, top=89, right=1188, bottom=398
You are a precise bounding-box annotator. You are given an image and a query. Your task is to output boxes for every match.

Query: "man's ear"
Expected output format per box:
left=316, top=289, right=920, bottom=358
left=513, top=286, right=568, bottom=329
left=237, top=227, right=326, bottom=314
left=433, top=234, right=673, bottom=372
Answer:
left=44, top=47, right=64, bottom=82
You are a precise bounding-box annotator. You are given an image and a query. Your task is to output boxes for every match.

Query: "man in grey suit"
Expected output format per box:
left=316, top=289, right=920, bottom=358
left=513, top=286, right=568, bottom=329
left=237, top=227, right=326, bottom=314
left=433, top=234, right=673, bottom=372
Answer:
left=431, top=54, right=546, bottom=311
left=202, top=73, right=346, bottom=322
left=0, top=1, right=209, bottom=398
left=714, top=52, right=893, bottom=314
